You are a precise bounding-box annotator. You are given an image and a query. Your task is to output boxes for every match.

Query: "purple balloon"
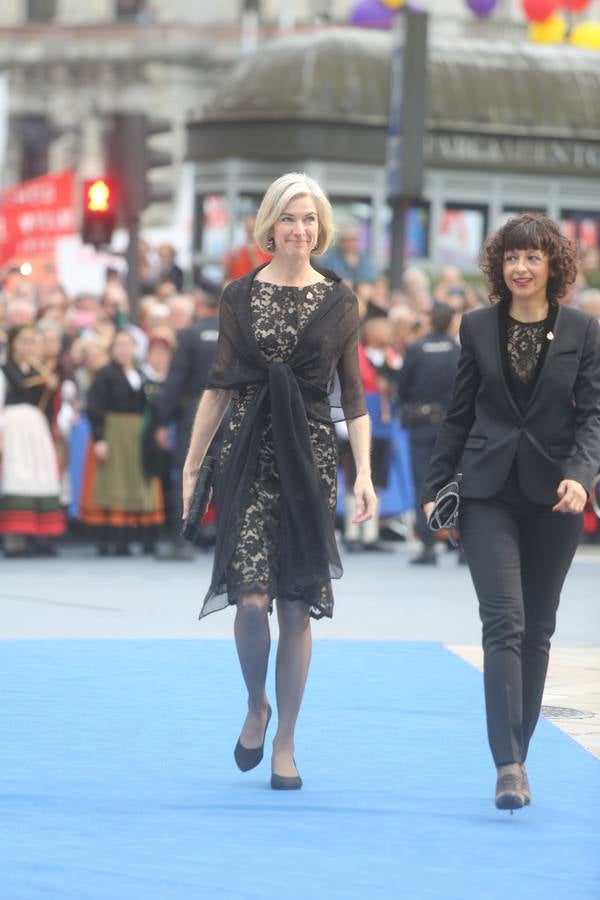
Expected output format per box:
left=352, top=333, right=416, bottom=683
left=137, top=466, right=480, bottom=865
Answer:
left=350, top=0, right=394, bottom=29
left=466, top=0, right=498, bottom=16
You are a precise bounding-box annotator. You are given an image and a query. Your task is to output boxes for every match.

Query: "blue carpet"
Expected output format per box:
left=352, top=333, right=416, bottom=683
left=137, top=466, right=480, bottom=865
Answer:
left=1, top=641, right=598, bottom=900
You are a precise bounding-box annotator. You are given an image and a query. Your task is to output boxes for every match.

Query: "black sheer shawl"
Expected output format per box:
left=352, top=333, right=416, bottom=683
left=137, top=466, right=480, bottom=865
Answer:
left=200, top=265, right=367, bottom=618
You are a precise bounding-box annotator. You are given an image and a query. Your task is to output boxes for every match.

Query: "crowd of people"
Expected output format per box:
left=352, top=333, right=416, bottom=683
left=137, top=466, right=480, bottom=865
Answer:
left=1, top=230, right=599, bottom=560
left=0, top=242, right=218, bottom=557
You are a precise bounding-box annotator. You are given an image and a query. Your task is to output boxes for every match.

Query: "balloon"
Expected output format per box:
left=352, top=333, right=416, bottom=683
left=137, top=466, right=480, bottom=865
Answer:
left=466, top=0, right=498, bottom=15
left=561, top=0, right=591, bottom=11
left=570, top=21, right=600, bottom=49
left=528, top=13, right=567, bottom=42
left=350, top=0, right=394, bottom=28
left=521, top=0, right=560, bottom=22
left=380, top=0, right=426, bottom=9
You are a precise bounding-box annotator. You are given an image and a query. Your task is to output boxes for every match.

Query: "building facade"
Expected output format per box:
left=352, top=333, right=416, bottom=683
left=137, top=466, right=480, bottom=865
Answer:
left=188, top=25, right=600, bottom=275
left=1, top=1, right=600, bottom=269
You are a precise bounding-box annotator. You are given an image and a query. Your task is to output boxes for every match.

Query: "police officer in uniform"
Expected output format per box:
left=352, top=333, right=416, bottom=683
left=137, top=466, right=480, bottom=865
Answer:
left=154, top=286, right=220, bottom=559
left=397, top=303, right=461, bottom=564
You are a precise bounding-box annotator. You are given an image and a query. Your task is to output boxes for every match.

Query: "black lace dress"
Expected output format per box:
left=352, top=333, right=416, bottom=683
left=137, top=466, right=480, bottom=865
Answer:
left=200, top=266, right=367, bottom=621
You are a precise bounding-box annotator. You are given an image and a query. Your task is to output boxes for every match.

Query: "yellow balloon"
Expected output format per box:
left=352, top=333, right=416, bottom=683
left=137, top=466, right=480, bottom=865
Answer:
left=570, top=21, right=600, bottom=50
left=380, top=0, right=406, bottom=8
left=528, top=15, right=567, bottom=44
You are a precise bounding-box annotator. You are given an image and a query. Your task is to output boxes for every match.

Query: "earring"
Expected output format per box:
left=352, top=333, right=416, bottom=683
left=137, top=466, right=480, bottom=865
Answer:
left=267, top=236, right=275, bottom=251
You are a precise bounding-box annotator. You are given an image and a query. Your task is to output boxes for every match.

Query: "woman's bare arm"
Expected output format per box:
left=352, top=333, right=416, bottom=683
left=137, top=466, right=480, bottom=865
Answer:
left=182, top=388, right=231, bottom=518
left=346, top=413, right=377, bottom=523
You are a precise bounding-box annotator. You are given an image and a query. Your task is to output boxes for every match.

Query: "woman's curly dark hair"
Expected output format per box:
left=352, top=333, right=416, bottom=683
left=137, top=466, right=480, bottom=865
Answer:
left=480, top=213, right=579, bottom=307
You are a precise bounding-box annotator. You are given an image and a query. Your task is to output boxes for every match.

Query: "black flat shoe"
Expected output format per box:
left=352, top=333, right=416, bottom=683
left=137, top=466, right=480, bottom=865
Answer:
left=271, top=761, right=302, bottom=791
left=410, top=549, right=437, bottom=565
left=234, top=706, right=272, bottom=772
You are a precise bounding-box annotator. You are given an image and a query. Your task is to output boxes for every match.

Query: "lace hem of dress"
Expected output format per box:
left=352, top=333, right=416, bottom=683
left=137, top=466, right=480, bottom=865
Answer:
left=199, top=579, right=334, bottom=621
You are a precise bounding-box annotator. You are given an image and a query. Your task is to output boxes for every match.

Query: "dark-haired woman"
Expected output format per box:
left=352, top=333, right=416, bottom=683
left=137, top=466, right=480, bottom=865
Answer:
left=0, top=325, right=65, bottom=556
left=422, top=214, right=600, bottom=811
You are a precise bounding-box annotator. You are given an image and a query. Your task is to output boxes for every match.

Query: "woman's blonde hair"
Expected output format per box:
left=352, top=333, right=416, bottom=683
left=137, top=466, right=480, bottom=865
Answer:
left=254, top=172, right=334, bottom=256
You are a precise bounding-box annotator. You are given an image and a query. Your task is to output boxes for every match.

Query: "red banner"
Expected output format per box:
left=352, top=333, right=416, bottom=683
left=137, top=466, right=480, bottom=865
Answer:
left=0, top=169, right=76, bottom=266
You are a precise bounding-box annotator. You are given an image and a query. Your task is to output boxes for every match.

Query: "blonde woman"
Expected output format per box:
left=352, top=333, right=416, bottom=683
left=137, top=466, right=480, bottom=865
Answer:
left=184, top=173, right=376, bottom=790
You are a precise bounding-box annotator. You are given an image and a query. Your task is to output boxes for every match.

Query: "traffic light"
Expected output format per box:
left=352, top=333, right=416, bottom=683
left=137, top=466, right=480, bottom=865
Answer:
left=107, top=113, right=172, bottom=222
left=81, top=178, right=116, bottom=248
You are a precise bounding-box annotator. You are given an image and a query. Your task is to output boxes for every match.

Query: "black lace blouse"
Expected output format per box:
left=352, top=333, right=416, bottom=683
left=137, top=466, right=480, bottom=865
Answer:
left=500, top=304, right=558, bottom=413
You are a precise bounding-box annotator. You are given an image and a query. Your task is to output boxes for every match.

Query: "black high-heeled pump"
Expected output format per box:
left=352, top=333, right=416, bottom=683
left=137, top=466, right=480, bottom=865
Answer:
left=271, top=759, right=302, bottom=791
left=234, top=706, right=272, bottom=772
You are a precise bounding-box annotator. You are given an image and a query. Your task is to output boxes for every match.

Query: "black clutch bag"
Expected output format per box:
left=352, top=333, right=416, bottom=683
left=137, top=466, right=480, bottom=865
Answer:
left=428, top=475, right=461, bottom=547
left=181, top=456, right=216, bottom=544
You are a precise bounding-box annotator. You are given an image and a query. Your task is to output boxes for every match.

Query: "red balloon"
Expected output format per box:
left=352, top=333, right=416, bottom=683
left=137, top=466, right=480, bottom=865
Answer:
left=521, top=0, right=560, bottom=21
left=561, top=0, right=591, bottom=11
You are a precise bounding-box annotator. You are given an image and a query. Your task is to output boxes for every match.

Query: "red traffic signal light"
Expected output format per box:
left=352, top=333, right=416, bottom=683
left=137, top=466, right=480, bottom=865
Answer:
left=81, top=178, right=116, bottom=248
left=86, top=179, right=112, bottom=213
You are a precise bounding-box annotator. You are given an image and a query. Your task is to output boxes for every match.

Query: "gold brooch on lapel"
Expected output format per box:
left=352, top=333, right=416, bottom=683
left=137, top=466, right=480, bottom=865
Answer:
left=546, top=331, right=554, bottom=341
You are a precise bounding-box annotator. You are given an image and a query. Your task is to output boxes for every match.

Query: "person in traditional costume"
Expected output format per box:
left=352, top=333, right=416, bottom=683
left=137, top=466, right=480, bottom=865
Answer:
left=183, top=173, right=377, bottom=790
left=83, top=330, right=164, bottom=556
left=0, top=325, right=65, bottom=556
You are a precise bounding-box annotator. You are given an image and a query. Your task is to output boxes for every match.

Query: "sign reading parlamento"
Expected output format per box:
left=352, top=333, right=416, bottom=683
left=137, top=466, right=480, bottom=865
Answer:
left=425, top=133, right=600, bottom=177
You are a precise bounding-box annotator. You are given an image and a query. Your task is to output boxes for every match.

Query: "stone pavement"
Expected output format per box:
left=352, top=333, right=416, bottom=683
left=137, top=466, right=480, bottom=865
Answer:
left=450, top=644, right=600, bottom=759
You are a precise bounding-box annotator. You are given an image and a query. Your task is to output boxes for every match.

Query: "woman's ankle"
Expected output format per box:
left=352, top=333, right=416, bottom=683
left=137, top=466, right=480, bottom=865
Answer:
left=497, top=762, right=521, bottom=777
left=272, top=736, right=295, bottom=756
left=247, top=697, right=270, bottom=717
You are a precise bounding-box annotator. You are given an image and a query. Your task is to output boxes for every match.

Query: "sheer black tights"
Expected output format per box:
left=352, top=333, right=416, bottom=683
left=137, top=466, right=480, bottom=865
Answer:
left=234, top=594, right=311, bottom=776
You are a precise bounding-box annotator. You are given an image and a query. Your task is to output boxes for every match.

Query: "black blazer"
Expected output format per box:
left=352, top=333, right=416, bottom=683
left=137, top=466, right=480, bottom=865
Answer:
left=396, top=332, right=460, bottom=412
left=422, top=303, right=600, bottom=506
left=157, top=316, right=219, bottom=428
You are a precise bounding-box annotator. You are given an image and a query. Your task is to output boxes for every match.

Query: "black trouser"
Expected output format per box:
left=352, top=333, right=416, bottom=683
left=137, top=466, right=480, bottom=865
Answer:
left=409, top=425, right=438, bottom=549
left=460, top=466, right=583, bottom=766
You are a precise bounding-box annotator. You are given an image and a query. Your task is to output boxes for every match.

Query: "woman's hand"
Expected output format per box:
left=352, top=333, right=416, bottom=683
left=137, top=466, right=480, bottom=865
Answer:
left=44, top=372, right=59, bottom=392
left=154, top=426, right=170, bottom=451
left=94, top=440, right=109, bottom=461
left=423, top=499, right=459, bottom=544
left=352, top=473, right=377, bottom=523
left=181, top=388, right=231, bottom=520
left=553, top=479, right=587, bottom=514
left=182, top=466, right=198, bottom=521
